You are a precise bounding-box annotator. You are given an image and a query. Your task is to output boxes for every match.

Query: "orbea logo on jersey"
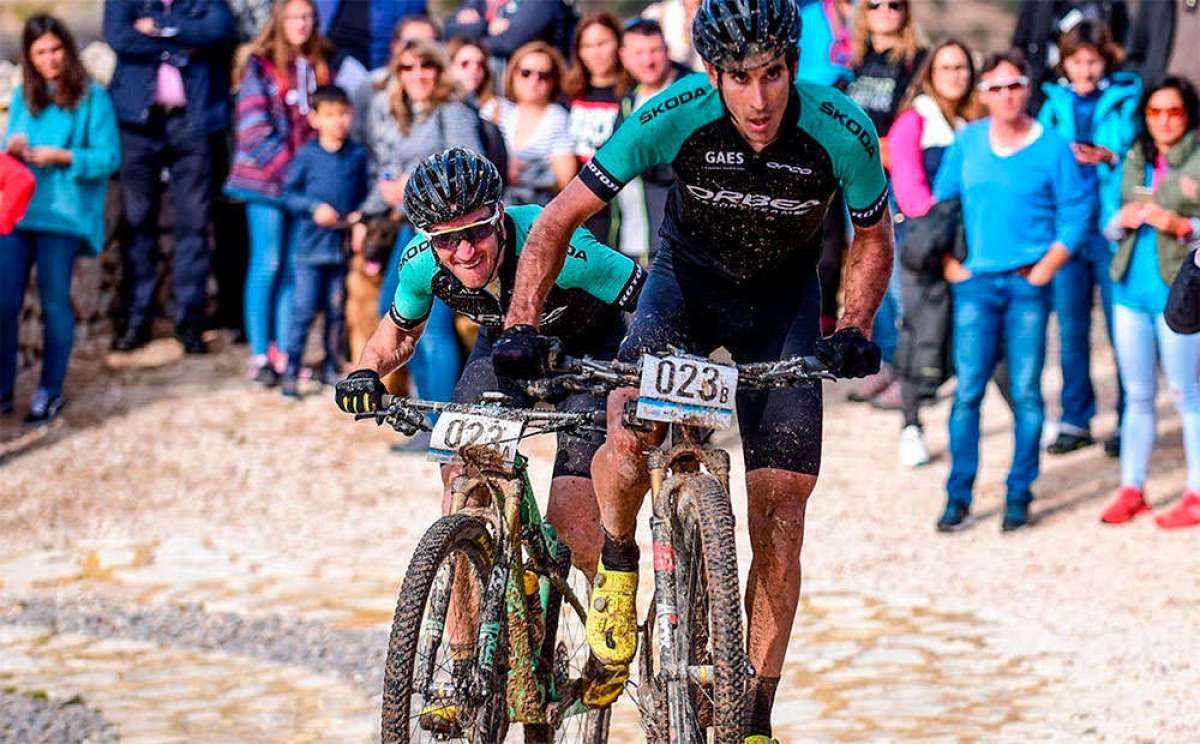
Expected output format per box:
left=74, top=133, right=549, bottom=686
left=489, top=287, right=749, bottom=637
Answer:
left=637, top=86, right=708, bottom=124
left=818, top=101, right=877, bottom=158
left=685, top=184, right=822, bottom=215
left=704, top=150, right=745, bottom=166
left=766, top=161, right=813, bottom=175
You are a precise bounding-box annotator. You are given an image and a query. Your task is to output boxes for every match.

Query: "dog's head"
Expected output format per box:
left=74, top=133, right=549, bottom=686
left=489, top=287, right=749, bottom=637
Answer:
left=361, top=213, right=402, bottom=277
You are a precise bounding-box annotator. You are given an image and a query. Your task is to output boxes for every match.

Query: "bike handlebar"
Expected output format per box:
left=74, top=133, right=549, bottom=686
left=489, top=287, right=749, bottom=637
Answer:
left=355, top=394, right=606, bottom=436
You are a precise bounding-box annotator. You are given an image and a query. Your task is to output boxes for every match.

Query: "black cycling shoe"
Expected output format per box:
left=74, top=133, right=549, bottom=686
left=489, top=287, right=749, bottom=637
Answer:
left=1046, top=431, right=1093, bottom=455
left=936, top=502, right=972, bottom=532
left=175, top=324, right=209, bottom=355
left=23, top=390, right=63, bottom=427
left=1001, top=501, right=1032, bottom=532
left=1103, top=433, right=1120, bottom=458
left=111, top=324, right=151, bottom=352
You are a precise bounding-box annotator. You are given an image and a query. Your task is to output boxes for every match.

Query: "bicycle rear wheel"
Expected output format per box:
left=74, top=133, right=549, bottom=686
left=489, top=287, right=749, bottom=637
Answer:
left=639, top=474, right=745, bottom=743
left=381, top=513, right=508, bottom=743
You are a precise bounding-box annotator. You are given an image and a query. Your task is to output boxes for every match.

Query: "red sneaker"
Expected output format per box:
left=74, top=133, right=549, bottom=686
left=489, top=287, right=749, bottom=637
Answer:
left=1100, top=486, right=1150, bottom=524
left=1154, top=491, right=1200, bottom=529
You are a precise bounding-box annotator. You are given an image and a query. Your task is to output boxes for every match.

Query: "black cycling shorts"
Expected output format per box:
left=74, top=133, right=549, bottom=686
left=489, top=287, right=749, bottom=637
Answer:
left=452, top=323, right=622, bottom=480
left=619, top=243, right=823, bottom=475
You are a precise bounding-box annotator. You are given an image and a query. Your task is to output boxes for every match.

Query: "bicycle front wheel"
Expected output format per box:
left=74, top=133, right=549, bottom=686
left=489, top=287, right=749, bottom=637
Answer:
left=641, top=473, right=745, bottom=743
left=381, top=513, right=507, bottom=743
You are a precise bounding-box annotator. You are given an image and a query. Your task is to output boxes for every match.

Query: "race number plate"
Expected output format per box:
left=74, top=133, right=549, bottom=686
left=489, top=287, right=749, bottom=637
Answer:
left=427, top=412, right=524, bottom=464
left=635, top=354, right=738, bottom=429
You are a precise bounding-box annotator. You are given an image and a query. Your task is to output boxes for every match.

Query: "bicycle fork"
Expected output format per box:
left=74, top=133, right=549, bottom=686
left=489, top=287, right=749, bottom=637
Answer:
left=648, top=456, right=697, bottom=744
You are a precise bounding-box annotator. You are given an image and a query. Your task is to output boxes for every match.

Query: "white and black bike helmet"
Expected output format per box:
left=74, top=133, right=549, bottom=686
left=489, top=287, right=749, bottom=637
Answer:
left=692, top=0, right=802, bottom=71
left=403, top=147, right=503, bottom=232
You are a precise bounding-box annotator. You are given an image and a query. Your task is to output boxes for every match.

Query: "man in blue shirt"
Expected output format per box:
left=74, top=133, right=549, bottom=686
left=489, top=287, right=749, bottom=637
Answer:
left=933, top=50, right=1090, bottom=532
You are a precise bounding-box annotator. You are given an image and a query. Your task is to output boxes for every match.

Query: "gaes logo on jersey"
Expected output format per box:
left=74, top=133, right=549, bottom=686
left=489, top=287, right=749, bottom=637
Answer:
left=818, top=101, right=877, bottom=158
left=705, top=150, right=745, bottom=166
left=638, top=85, right=709, bottom=124
left=685, top=184, right=822, bottom=215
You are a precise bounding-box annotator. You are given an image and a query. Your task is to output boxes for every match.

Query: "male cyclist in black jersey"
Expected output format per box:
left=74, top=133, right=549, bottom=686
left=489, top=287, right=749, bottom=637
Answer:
left=493, top=0, right=894, bottom=739
left=334, top=148, right=645, bottom=578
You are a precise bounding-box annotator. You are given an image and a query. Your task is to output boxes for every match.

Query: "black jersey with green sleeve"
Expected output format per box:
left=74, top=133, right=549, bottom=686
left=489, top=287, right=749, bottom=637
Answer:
left=388, top=204, right=645, bottom=338
left=580, top=72, right=889, bottom=282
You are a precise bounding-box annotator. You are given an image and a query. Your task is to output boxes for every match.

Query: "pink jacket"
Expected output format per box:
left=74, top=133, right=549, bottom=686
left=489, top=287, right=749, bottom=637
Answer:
left=887, top=95, right=963, bottom=219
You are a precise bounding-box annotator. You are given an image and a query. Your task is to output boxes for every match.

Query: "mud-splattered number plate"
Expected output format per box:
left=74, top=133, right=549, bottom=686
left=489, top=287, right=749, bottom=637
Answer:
left=428, top=413, right=523, bottom=464
left=636, top=354, right=738, bottom=429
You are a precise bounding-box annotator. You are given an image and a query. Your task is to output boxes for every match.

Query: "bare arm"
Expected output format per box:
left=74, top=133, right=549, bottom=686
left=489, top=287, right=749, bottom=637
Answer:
left=355, top=318, right=425, bottom=377
left=838, top=207, right=895, bottom=334
left=550, top=153, right=578, bottom=193
left=504, top=178, right=606, bottom=329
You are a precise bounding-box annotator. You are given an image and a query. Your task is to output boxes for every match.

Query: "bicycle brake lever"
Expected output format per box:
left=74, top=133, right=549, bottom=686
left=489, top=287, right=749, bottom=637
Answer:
left=622, top=399, right=654, bottom=433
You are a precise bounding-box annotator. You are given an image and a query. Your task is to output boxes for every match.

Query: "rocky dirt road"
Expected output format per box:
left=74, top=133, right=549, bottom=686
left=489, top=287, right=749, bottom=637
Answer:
left=1, top=331, right=1196, bottom=742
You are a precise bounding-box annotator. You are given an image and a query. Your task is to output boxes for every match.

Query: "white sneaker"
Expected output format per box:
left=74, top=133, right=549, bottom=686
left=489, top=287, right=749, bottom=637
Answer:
left=900, top=425, right=930, bottom=468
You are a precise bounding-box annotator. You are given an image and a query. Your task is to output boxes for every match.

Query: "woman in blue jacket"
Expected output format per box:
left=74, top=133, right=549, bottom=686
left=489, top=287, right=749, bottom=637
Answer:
left=0, top=15, right=120, bottom=425
left=1037, top=19, right=1141, bottom=456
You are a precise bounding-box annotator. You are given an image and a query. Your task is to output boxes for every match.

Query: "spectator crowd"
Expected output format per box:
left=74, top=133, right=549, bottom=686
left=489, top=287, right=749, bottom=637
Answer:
left=2, top=0, right=1200, bottom=531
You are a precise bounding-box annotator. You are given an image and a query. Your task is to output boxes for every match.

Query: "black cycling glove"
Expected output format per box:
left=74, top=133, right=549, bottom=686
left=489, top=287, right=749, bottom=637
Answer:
left=492, top=325, right=562, bottom=379
left=334, top=369, right=387, bottom=413
left=814, top=327, right=881, bottom=379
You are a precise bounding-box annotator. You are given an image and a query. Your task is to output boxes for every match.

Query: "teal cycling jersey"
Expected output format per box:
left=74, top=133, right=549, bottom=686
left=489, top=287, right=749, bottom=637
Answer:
left=580, top=72, right=889, bottom=281
left=389, top=204, right=645, bottom=338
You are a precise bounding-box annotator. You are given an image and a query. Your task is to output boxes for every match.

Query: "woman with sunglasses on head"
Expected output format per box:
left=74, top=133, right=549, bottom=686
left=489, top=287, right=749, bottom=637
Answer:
left=841, top=0, right=927, bottom=409
left=335, top=148, right=645, bottom=581
left=362, top=38, right=484, bottom=411
left=497, top=42, right=577, bottom=207
left=1, top=14, right=119, bottom=425
left=226, top=0, right=334, bottom=386
left=886, top=38, right=985, bottom=467
left=932, top=50, right=1092, bottom=534
left=564, top=12, right=630, bottom=246
left=1098, top=78, right=1200, bottom=530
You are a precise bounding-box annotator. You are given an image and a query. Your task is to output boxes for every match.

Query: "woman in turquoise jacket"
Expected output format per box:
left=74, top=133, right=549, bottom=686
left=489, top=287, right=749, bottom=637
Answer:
left=0, top=15, right=120, bottom=425
left=1037, top=19, right=1141, bottom=457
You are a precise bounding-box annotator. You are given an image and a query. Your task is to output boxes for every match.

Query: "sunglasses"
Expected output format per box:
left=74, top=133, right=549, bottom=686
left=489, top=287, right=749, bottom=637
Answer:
left=426, top=210, right=501, bottom=251
left=457, top=58, right=486, bottom=70
left=1146, top=106, right=1187, bottom=121
left=868, top=1, right=905, bottom=10
left=518, top=67, right=554, bottom=82
left=977, top=75, right=1029, bottom=93
left=399, top=61, right=438, bottom=73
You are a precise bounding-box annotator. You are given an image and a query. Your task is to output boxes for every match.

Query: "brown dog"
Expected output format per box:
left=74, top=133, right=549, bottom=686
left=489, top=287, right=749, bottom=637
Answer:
left=347, top=214, right=408, bottom=393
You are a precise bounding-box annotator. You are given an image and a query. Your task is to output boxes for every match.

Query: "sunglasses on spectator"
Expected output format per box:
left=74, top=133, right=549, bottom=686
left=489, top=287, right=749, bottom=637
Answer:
left=1146, top=106, right=1187, bottom=121
left=457, top=58, right=487, bottom=70
left=977, top=76, right=1029, bottom=93
left=868, top=1, right=905, bottom=11
left=400, top=61, right=438, bottom=73
left=518, top=68, right=554, bottom=82
left=426, top=210, right=502, bottom=251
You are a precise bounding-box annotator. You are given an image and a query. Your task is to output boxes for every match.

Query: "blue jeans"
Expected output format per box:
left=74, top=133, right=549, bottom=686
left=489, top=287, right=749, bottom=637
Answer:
left=0, top=230, right=82, bottom=399
left=286, top=263, right=346, bottom=367
left=118, top=110, right=212, bottom=329
left=1053, top=236, right=1122, bottom=434
left=243, top=202, right=296, bottom=357
left=947, top=272, right=1052, bottom=506
left=1112, top=304, right=1200, bottom=491
left=378, top=224, right=461, bottom=402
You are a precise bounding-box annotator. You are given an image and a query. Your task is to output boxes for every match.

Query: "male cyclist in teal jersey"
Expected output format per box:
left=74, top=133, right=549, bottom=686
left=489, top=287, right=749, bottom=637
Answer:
left=334, top=148, right=645, bottom=580
left=492, top=0, right=895, bottom=739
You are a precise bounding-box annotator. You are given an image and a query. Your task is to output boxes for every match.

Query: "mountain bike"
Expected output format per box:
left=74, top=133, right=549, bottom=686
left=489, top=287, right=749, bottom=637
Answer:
left=358, top=394, right=610, bottom=743
left=529, top=351, right=832, bottom=744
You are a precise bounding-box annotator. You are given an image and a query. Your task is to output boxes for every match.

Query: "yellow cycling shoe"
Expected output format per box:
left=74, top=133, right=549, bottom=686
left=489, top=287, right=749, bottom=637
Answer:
left=418, top=703, right=463, bottom=736
left=744, top=737, right=779, bottom=744
left=585, top=559, right=639, bottom=669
